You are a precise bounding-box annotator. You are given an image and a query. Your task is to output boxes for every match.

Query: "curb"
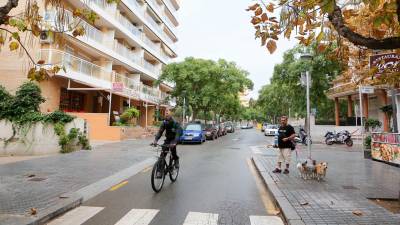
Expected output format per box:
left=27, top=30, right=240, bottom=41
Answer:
left=252, top=156, right=305, bottom=225
left=6, top=157, right=156, bottom=225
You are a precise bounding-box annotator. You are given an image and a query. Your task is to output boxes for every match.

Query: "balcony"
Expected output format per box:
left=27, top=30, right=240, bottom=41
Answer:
left=113, top=41, right=141, bottom=64
left=39, top=49, right=113, bottom=89
left=143, top=60, right=160, bottom=76
left=115, top=11, right=142, bottom=39
left=141, top=84, right=161, bottom=103
left=39, top=49, right=164, bottom=103
left=145, top=14, right=163, bottom=35
left=143, top=36, right=160, bottom=53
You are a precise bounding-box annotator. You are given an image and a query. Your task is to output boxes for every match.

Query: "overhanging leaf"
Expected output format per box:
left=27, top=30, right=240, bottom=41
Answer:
left=266, top=40, right=277, bottom=54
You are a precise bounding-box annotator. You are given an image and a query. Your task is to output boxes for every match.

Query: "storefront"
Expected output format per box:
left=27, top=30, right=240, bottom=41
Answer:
left=371, top=132, right=400, bottom=166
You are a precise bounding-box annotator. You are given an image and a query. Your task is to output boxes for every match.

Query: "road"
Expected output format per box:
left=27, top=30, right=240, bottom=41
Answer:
left=47, top=129, right=282, bottom=225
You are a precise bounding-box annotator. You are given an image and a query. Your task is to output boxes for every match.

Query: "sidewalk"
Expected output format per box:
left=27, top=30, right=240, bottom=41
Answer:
left=0, top=137, right=155, bottom=225
left=252, top=145, right=400, bottom=225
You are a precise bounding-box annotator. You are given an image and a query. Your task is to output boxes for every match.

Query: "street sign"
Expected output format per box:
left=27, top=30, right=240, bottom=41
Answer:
left=360, top=86, right=374, bottom=94
left=112, top=82, right=124, bottom=92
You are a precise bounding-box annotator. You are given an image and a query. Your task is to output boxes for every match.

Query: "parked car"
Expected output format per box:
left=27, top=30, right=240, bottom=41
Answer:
left=261, top=122, right=268, bottom=132
left=264, top=124, right=278, bottom=136
left=218, top=123, right=227, bottom=136
left=241, top=123, right=253, bottom=129
left=180, top=123, right=206, bottom=144
left=225, top=121, right=235, bottom=133
left=204, top=124, right=218, bottom=140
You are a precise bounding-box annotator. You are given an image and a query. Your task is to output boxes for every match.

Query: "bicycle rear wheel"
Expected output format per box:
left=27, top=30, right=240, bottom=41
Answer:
left=151, top=159, right=165, bottom=193
left=169, top=158, right=179, bottom=182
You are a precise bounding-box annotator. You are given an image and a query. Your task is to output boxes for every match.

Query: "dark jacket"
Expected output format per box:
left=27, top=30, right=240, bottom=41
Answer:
left=155, top=119, right=182, bottom=144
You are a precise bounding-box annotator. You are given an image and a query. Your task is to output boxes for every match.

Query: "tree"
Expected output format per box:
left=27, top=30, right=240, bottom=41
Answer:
left=0, top=0, right=117, bottom=81
left=257, top=44, right=344, bottom=121
left=157, top=57, right=253, bottom=121
left=246, top=0, right=400, bottom=54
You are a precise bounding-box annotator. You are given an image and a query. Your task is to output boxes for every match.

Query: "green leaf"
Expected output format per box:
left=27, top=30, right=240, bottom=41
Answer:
left=321, top=0, right=335, bottom=14
left=316, top=31, right=324, bottom=43
left=12, top=32, right=20, bottom=41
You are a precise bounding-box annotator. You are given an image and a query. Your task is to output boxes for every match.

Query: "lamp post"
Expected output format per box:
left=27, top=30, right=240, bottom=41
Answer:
left=300, top=52, right=313, bottom=159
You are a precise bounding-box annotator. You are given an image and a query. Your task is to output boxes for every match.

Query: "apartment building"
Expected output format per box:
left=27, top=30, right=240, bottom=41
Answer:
left=0, top=0, right=180, bottom=140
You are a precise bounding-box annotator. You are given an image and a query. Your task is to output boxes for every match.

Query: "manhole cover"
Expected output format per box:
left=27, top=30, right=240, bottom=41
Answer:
left=342, top=185, right=358, bottom=190
left=29, top=177, right=47, bottom=182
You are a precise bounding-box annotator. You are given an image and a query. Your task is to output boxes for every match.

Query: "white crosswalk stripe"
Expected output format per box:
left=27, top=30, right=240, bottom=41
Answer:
left=249, top=215, right=284, bottom=225
left=47, top=206, right=104, bottom=225
left=47, top=207, right=284, bottom=225
left=114, top=209, right=159, bottom=225
left=183, top=212, right=218, bottom=225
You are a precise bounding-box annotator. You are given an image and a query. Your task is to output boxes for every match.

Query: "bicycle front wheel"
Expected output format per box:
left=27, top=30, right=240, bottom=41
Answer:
left=169, top=159, right=179, bottom=182
left=151, top=159, right=166, bottom=193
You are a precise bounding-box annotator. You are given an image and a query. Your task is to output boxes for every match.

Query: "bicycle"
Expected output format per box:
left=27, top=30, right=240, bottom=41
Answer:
left=150, top=143, right=179, bottom=193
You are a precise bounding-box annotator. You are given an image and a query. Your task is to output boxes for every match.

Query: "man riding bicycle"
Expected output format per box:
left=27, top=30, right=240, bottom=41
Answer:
left=152, top=108, right=182, bottom=168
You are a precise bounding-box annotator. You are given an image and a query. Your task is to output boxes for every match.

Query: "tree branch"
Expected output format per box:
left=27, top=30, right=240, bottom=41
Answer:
left=0, top=27, right=35, bottom=65
left=397, top=0, right=400, bottom=25
left=0, top=0, right=19, bottom=25
left=328, top=4, right=400, bottom=49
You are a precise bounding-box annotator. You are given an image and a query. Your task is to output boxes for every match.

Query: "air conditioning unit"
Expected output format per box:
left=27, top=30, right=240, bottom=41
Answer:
left=39, top=31, right=54, bottom=44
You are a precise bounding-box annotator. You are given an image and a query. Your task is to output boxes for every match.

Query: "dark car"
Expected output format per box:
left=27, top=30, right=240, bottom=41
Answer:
left=225, top=121, right=235, bottom=133
left=204, top=124, right=218, bottom=140
left=180, top=123, right=206, bottom=144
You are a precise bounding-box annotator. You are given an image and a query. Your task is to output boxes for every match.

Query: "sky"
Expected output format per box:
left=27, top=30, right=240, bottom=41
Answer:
left=175, top=0, right=297, bottom=99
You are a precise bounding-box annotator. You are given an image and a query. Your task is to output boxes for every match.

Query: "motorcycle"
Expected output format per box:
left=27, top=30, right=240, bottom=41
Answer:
left=295, top=127, right=312, bottom=145
left=324, top=130, right=353, bottom=147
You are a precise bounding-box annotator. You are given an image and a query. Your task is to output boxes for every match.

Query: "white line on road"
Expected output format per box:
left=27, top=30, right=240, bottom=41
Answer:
left=47, top=206, right=104, bottom=225
left=183, top=212, right=218, bottom=225
left=114, top=209, right=159, bottom=225
left=249, top=215, right=284, bottom=225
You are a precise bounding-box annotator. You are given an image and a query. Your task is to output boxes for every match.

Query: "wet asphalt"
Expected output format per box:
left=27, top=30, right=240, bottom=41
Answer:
left=82, top=128, right=275, bottom=225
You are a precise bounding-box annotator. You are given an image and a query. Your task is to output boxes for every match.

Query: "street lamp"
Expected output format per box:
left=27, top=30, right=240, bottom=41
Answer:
left=300, top=52, right=313, bottom=159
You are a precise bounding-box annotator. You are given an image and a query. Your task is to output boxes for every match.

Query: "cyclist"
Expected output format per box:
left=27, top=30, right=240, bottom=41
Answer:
left=152, top=108, right=182, bottom=168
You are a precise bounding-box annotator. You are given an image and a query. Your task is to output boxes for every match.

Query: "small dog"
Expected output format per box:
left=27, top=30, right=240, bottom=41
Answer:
left=297, top=160, right=328, bottom=181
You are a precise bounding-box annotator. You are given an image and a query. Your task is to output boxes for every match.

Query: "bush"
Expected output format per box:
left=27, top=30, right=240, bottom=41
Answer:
left=44, top=110, right=75, bottom=124
left=364, top=135, right=372, bottom=149
left=120, top=108, right=140, bottom=124
left=365, top=118, right=381, bottom=132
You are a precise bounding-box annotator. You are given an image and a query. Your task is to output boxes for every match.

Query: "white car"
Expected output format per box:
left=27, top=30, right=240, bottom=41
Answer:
left=264, top=125, right=279, bottom=136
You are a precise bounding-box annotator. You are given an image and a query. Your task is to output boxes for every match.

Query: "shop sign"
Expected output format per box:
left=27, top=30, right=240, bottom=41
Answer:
left=112, top=82, right=123, bottom=92
left=369, top=53, right=400, bottom=74
left=360, top=86, right=374, bottom=94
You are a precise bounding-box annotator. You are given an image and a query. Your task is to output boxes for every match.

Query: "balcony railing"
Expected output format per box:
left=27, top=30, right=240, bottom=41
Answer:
left=115, top=11, right=142, bottom=38
left=125, top=0, right=143, bottom=13
left=39, top=49, right=113, bottom=83
left=39, top=49, right=165, bottom=103
left=145, top=14, right=163, bottom=35
left=113, top=41, right=141, bottom=64
left=143, top=60, right=159, bottom=75
left=143, top=37, right=160, bottom=52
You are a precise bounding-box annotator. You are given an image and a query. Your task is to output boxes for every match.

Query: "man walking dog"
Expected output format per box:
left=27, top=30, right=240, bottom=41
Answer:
left=273, top=116, right=296, bottom=174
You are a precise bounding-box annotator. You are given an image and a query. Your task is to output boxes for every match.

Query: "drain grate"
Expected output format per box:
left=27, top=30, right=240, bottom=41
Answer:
left=28, top=177, right=47, bottom=182
left=230, top=147, right=241, bottom=150
left=342, top=185, right=359, bottom=190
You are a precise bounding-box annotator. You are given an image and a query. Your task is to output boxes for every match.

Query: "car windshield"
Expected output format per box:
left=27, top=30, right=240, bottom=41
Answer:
left=267, top=125, right=277, bottom=129
left=185, top=124, right=202, bottom=131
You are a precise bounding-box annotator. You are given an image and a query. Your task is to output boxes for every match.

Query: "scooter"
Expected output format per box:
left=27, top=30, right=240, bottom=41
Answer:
left=324, top=130, right=353, bottom=147
left=295, top=128, right=312, bottom=145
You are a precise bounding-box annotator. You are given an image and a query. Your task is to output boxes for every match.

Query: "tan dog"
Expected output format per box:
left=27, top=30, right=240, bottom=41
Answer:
left=315, top=162, right=328, bottom=181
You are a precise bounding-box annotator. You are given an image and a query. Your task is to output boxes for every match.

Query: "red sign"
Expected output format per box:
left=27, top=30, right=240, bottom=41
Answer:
left=112, top=82, right=124, bottom=92
left=369, top=53, right=400, bottom=75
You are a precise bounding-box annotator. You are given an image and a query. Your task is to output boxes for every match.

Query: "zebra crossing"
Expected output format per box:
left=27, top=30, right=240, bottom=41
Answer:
left=47, top=206, right=284, bottom=225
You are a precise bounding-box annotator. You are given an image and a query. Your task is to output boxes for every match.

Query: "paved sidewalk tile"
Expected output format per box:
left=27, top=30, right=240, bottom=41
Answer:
left=0, top=138, right=155, bottom=221
left=253, top=145, right=400, bottom=225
